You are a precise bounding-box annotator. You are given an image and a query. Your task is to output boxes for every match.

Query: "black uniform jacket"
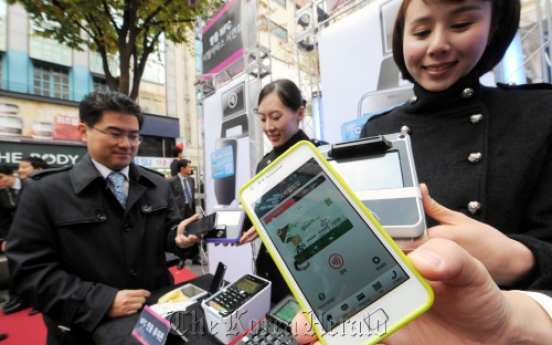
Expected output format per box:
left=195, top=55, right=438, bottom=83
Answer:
left=6, top=154, right=197, bottom=341
left=255, top=130, right=326, bottom=303
left=360, top=72, right=552, bottom=290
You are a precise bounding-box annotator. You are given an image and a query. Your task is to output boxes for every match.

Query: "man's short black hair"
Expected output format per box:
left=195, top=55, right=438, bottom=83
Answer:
left=0, top=164, right=14, bottom=176
left=79, top=91, right=144, bottom=128
left=171, top=147, right=183, bottom=157
left=177, top=159, right=191, bottom=170
left=21, top=156, right=50, bottom=170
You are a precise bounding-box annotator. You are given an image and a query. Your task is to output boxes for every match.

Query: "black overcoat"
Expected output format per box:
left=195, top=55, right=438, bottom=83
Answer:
left=6, top=154, right=197, bottom=343
left=361, top=72, right=552, bottom=290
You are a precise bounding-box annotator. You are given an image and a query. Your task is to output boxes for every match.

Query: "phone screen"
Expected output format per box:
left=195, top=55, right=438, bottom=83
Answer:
left=272, top=299, right=301, bottom=325
left=186, top=213, right=216, bottom=236
left=251, top=158, right=409, bottom=331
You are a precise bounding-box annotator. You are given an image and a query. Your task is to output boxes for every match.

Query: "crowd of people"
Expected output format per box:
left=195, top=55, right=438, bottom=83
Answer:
left=1, top=0, right=551, bottom=343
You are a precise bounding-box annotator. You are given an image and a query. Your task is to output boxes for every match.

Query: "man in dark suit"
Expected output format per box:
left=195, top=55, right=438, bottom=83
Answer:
left=6, top=92, right=201, bottom=344
left=169, top=159, right=205, bottom=266
left=0, top=164, right=25, bottom=316
left=169, top=159, right=196, bottom=219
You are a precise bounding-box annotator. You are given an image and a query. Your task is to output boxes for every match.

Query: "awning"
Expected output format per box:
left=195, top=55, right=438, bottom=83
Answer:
left=141, top=114, right=180, bottom=138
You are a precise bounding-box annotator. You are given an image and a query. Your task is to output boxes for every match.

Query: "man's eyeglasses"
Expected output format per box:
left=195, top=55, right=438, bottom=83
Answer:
left=88, top=126, right=143, bottom=144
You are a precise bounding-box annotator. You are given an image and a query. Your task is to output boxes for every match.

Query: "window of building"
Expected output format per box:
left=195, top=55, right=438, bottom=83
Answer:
left=137, top=135, right=173, bottom=157
left=273, top=25, right=288, bottom=41
left=90, top=52, right=120, bottom=76
left=93, top=76, right=108, bottom=92
left=259, top=17, right=288, bottom=42
left=0, top=0, right=7, bottom=51
left=273, top=0, right=286, bottom=9
left=30, top=23, right=71, bottom=66
left=33, top=63, right=70, bottom=100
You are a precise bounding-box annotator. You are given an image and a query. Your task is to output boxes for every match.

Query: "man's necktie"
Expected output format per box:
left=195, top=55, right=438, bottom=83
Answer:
left=107, top=172, right=126, bottom=207
left=183, top=178, right=193, bottom=208
left=6, top=188, right=17, bottom=207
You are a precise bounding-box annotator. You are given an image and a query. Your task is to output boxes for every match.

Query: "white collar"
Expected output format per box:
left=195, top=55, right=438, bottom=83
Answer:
left=12, top=177, right=21, bottom=191
left=91, top=159, right=129, bottom=181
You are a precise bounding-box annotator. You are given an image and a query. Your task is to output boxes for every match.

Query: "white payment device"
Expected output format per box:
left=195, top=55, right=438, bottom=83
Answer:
left=318, top=133, right=426, bottom=239
left=201, top=274, right=271, bottom=344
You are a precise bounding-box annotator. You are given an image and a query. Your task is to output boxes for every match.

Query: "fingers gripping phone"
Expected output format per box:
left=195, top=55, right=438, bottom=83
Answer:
left=185, top=209, right=247, bottom=243
left=238, top=141, right=433, bottom=345
left=185, top=213, right=217, bottom=236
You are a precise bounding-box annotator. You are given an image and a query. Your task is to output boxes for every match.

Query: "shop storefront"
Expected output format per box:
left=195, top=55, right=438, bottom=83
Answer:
left=0, top=138, right=87, bottom=168
left=0, top=95, right=181, bottom=172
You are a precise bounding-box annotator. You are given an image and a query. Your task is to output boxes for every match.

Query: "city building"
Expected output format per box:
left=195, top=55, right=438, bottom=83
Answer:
left=0, top=0, right=203, bottom=179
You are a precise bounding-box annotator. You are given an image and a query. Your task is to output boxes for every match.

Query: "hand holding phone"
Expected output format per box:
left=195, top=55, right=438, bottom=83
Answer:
left=239, top=141, right=433, bottom=345
left=185, top=213, right=217, bottom=236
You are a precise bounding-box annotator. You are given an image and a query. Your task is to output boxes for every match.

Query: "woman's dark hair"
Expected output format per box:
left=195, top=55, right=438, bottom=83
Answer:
left=79, top=91, right=144, bottom=128
left=257, top=79, right=304, bottom=112
left=392, top=0, right=521, bottom=83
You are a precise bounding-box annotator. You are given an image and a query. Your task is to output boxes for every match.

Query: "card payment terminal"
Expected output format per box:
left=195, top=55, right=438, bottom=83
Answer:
left=202, top=274, right=271, bottom=344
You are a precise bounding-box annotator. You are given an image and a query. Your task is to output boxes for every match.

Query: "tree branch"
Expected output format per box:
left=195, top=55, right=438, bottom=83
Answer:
left=101, top=0, right=121, bottom=36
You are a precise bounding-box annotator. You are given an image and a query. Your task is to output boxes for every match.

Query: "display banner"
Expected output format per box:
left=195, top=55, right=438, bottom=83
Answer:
left=0, top=96, right=80, bottom=142
left=318, top=0, right=412, bottom=143
left=203, top=75, right=260, bottom=282
left=202, top=0, right=244, bottom=77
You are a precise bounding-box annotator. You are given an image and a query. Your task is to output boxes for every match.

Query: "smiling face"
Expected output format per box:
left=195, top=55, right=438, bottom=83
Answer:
left=79, top=111, right=140, bottom=171
left=402, top=0, right=492, bottom=91
left=257, top=92, right=305, bottom=148
left=18, top=161, right=35, bottom=180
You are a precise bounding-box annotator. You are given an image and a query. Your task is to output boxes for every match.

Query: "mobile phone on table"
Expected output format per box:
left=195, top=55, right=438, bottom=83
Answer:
left=209, top=261, right=227, bottom=295
left=238, top=141, right=433, bottom=345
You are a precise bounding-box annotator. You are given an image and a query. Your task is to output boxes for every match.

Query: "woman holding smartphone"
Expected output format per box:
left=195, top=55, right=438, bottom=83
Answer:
left=239, top=79, right=325, bottom=303
left=360, top=0, right=552, bottom=290
left=294, top=0, right=552, bottom=342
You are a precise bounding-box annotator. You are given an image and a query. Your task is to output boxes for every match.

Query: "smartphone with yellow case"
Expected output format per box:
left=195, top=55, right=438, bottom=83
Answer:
left=239, top=141, right=433, bottom=345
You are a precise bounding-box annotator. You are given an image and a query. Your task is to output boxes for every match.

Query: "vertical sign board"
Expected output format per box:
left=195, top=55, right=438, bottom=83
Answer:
left=202, top=0, right=244, bottom=78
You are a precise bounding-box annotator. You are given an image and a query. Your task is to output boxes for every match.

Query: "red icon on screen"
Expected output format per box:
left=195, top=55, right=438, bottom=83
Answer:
left=329, top=254, right=344, bottom=269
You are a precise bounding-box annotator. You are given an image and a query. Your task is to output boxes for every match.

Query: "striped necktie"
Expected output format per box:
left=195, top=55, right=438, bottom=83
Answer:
left=107, top=172, right=126, bottom=207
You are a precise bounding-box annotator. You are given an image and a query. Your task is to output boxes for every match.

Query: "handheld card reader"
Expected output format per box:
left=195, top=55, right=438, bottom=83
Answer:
left=318, top=133, right=426, bottom=239
left=237, top=295, right=301, bottom=345
left=202, top=274, right=271, bottom=344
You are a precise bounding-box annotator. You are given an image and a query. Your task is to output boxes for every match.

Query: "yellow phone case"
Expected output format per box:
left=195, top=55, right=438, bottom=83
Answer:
left=238, top=141, right=434, bottom=345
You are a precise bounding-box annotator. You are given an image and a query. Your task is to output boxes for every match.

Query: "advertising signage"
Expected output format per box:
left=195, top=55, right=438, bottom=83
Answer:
left=202, top=0, right=244, bottom=78
left=0, top=140, right=87, bottom=167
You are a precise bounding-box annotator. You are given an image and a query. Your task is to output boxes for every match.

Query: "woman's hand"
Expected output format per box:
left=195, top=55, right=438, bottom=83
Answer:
left=421, top=184, right=534, bottom=286
left=238, top=225, right=258, bottom=245
left=292, top=239, right=552, bottom=345
left=214, top=225, right=258, bottom=247
left=174, top=214, right=201, bottom=248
